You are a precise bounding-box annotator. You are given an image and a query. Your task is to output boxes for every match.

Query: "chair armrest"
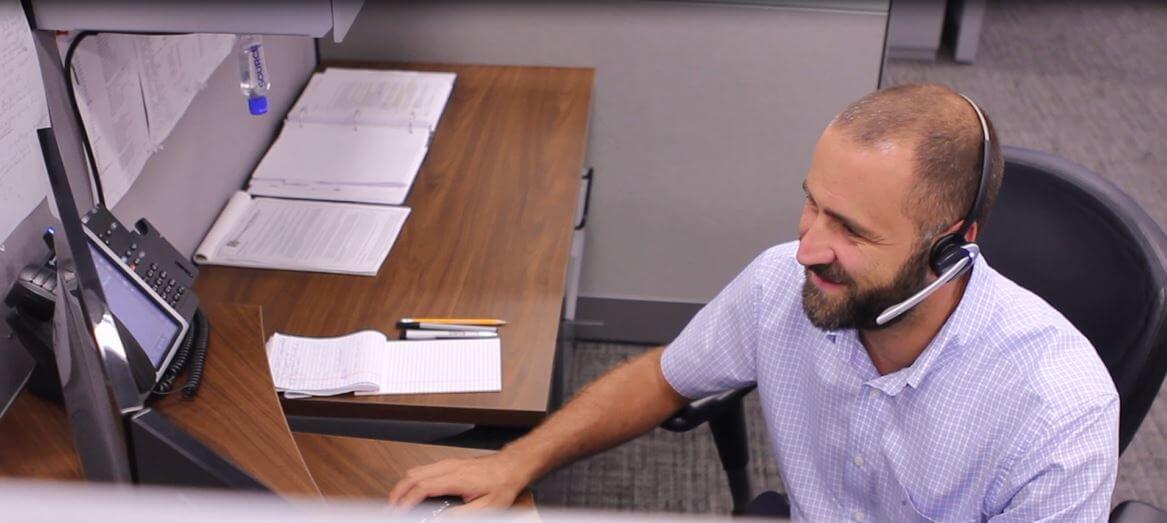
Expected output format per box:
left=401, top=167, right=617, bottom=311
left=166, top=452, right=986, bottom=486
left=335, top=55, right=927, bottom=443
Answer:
left=660, top=385, right=756, bottom=432
left=1111, top=501, right=1167, bottom=523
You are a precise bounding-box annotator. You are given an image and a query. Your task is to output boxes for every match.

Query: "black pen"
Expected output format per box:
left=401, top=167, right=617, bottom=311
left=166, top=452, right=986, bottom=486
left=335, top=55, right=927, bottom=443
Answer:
left=397, top=321, right=498, bottom=332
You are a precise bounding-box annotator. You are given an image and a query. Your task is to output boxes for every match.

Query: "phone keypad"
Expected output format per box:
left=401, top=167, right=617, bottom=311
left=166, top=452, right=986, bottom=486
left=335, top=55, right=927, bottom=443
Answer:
left=86, top=207, right=197, bottom=315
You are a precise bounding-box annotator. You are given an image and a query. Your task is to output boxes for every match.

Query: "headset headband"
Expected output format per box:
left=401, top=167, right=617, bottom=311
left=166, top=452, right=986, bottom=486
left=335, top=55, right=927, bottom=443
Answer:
left=956, top=94, right=991, bottom=240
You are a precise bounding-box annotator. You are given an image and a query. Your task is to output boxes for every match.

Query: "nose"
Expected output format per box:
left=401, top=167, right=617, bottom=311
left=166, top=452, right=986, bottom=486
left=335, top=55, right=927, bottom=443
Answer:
left=796, top=218, right=836, bottom=268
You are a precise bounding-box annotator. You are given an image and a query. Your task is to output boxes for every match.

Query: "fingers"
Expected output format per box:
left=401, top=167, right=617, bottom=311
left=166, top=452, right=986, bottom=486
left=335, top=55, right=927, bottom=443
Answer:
left=394, top=475, right=466, bottom=511
left=388, top=460, right=461, bottom=505
left=446, top=495, right=497, bottom=516
left=387, top=456, right=521, bottom=515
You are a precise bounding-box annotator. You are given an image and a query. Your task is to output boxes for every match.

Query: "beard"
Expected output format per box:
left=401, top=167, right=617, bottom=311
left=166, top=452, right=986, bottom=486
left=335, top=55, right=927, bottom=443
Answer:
left=801, top=244, right=933, bottom=331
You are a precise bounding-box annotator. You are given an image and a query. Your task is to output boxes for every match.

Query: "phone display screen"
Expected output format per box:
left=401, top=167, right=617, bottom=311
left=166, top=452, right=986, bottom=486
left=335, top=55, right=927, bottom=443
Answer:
left=87, top=241, right=182, bottom=368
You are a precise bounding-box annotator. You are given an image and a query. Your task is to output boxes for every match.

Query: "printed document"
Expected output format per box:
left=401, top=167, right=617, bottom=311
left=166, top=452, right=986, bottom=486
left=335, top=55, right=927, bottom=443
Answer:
left=194, top=191, right=410, bottom=276
left=70, top=34, right=153, bottom=206
left=135, top=34, right=235, bottom=146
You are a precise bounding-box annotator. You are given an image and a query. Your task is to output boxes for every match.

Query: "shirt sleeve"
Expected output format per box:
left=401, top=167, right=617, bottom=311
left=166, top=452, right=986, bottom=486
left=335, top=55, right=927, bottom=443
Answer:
left=659, top=249, right=769, bottom=400
left=988, top=394, right=1119, bottom=522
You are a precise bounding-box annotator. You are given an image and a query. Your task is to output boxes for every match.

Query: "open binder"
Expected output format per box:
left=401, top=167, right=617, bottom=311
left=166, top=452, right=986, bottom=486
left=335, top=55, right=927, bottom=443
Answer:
left=195, top=68, right=454, bottom=275
left=248, top=68, right=456, bottom=206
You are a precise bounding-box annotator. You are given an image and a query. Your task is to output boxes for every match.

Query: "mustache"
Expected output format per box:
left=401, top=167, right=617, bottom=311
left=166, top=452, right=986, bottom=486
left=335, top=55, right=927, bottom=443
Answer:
left=807, top=263, right=854, bottom=285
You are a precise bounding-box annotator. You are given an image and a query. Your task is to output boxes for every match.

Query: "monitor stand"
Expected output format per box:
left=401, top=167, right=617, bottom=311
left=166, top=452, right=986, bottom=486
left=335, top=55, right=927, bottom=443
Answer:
left=128, top=409, right=267, bottom=490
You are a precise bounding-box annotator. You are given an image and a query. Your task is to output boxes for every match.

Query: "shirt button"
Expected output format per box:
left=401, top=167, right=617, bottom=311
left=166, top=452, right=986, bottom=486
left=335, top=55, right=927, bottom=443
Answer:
left=853, top=455, right=865, bottom=468
left=852, top=510, right=865, bottom=522
left=868, top=389, right=880, bottom=399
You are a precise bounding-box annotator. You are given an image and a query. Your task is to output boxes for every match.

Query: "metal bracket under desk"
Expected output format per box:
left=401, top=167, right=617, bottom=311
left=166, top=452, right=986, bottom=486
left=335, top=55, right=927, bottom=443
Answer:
left=286, top=415, right=473, bottom=445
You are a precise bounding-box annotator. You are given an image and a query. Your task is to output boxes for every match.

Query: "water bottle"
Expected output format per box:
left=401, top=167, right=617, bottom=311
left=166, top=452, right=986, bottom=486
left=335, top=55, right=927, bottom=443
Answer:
left=238, top=35, right=270, bottom=116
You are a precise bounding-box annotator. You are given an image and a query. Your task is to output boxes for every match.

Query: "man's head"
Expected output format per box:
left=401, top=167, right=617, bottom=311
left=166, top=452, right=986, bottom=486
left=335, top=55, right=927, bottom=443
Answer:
left=797, top=84, right=1004, bottom=331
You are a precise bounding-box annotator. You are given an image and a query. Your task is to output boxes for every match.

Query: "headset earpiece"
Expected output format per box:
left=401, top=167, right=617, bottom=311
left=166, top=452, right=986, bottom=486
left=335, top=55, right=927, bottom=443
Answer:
left=929, top=233, right=971, bottom=277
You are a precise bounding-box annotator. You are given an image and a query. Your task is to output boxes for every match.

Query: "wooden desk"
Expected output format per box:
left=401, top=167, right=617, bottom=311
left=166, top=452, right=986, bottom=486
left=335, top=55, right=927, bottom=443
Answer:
left=0, top=302, right=537, bottom=511
left=150, top=303, right=319, bottom=496
left=0, top=303, right=319, bottom=496
left=195, top=63, right=594, bottom=427
left=294, top=432, right=535, bottom=509
left=0, top=391, right=82, bottom=480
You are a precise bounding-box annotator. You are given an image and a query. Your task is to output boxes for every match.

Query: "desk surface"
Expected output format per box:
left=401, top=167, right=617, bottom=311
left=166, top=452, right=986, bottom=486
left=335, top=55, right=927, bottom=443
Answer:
left=0, top=302, right=535, bottom=510
left=150, top=303, right=320, bottom=496
left=0, top=303, right=319, bottom=496
left=195, top=62, right=594, bottom=427
left=294, top=432, right=535, bottom=508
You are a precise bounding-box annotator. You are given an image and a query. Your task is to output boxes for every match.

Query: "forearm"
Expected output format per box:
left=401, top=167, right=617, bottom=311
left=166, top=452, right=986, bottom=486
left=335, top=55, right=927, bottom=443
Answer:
left=501, top=347, right=687, bottom=484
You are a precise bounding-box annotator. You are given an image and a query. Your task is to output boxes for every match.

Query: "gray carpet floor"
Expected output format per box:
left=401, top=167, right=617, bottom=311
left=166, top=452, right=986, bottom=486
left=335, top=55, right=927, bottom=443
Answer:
left=530, top=0, right=1167, bottom=515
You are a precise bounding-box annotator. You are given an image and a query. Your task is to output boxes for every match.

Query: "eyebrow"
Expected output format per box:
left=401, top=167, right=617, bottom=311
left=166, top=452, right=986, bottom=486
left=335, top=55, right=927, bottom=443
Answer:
left=802, top=181, right=880, bottom=240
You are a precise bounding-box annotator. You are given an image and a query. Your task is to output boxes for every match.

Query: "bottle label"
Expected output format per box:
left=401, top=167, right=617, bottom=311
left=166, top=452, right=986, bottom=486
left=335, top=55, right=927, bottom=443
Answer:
left=249, top=45, right=266, bottom=89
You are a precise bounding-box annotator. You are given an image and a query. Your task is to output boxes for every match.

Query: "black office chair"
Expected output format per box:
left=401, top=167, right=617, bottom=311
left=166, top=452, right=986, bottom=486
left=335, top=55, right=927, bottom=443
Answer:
left=661, top=146, right=1167, bottom=516
left=1112, top=501, right=1167, bottom=523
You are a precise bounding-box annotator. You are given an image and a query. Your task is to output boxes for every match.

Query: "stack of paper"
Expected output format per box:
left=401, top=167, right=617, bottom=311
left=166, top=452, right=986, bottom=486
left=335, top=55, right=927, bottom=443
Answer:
left=266, top=330, right=502, bottom=397
left=194, top=191, right=410, bottom=276
left=247, top=68, right=456, bottom=206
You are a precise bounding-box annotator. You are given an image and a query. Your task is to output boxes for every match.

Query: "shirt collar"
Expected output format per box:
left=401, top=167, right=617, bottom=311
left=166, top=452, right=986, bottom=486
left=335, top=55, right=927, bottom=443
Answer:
left=824, top=254, right=997, bottom=395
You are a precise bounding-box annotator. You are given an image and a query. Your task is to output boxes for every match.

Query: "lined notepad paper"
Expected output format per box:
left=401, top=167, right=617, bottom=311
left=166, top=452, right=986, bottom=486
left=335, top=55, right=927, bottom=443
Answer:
left=266, top=331, right=502, bottom=397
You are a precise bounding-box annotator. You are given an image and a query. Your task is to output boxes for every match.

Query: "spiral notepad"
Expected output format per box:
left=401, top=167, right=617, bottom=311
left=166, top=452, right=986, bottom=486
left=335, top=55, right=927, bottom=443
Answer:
left=266, top=330, right=502, bottom=397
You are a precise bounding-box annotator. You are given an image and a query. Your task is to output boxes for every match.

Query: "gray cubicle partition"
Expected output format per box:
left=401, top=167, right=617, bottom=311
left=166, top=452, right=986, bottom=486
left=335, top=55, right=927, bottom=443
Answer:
left=111, top=36, right=317, bottom=256
left=0, top=35, right=316, bottom=415
left=320, top=1, right=888, bottom=343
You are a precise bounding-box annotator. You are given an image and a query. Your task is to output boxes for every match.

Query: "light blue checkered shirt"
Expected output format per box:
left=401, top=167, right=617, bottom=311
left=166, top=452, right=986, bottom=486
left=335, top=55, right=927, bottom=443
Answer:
left=662, top=241, right=1119, bottom=522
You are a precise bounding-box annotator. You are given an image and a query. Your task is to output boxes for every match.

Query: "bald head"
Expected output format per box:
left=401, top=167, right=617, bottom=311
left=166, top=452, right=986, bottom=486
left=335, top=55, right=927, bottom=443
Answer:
left=828, top=84, right=1003, bottom=238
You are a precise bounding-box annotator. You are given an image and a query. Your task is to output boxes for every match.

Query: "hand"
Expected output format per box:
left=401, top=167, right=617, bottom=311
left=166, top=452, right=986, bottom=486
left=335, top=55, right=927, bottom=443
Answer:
left=388, top=453, right=531, bottom=512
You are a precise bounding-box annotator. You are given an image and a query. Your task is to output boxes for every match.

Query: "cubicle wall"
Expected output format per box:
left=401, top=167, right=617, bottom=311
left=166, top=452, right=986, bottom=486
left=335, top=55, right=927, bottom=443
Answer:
left=111, top=36, right=317, bottom=256
left=320, top=1, right=888, bottom=342
left=0, top=35, right=316, bottom=412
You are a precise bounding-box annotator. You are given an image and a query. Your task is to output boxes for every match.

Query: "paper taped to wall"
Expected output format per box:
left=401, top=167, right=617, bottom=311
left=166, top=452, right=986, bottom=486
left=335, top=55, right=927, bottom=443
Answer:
left=0, top=0, right=50, bottom=243
left=70, top=34, right=153, bottom=207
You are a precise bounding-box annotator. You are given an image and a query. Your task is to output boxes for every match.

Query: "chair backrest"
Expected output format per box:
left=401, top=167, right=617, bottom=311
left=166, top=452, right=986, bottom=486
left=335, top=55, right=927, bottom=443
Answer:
left=978, top=146, right=1167, bottom=452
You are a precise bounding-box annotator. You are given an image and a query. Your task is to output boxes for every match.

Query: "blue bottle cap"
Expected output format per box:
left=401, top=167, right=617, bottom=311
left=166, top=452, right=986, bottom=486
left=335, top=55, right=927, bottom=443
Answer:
left=248, top=96, right=269, bottom=116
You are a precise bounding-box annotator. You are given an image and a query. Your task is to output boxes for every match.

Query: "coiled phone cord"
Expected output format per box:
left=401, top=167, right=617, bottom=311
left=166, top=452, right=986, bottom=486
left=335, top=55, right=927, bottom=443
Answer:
left=180, top=311, right=210, bottom=399
left=152, top=309, right=209, bottom=398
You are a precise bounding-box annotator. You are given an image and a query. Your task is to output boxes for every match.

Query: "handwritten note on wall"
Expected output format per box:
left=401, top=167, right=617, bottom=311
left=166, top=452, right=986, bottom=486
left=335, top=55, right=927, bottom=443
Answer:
left=0, top=0, right=50, bottom=244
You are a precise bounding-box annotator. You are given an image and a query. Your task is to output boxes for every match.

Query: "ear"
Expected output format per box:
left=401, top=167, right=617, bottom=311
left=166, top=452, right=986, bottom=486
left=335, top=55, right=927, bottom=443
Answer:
left=935, top=220, right=979, bottom=244
left=964, top=221, right=980, bottom=243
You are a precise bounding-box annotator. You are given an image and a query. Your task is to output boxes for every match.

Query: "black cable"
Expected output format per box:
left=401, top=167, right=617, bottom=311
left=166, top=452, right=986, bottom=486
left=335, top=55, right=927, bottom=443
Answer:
left=63, top=30, right=104, bottom=208
left=152, top=313, right=197, bottom=395
left=63, top=30, right=191, bottom=209
left=180, top=309, right=210, bottom=399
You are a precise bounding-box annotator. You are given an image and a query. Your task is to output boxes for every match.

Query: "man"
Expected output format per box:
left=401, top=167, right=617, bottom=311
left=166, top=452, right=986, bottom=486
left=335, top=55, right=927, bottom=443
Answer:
left=388, top=84, right=1120, bottom=520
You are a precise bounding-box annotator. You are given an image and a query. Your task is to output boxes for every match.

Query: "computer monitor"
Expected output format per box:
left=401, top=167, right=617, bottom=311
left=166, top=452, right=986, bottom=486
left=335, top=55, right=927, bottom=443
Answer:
left=29, top=25, right=266, bottom=490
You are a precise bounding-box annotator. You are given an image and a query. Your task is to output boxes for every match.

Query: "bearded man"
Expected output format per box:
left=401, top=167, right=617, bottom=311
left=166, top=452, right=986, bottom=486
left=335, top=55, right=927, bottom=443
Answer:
left=389, top=84, right=1119, bottom=522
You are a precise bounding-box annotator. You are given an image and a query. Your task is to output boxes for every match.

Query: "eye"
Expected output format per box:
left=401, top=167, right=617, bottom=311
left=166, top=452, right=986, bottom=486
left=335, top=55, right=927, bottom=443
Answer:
left=840, top=222, right=863, bottom=240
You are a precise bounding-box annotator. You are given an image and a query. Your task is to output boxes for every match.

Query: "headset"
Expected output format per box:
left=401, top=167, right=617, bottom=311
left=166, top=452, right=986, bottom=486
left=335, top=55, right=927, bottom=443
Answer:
left=875, top=94, right=992, bottom=327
